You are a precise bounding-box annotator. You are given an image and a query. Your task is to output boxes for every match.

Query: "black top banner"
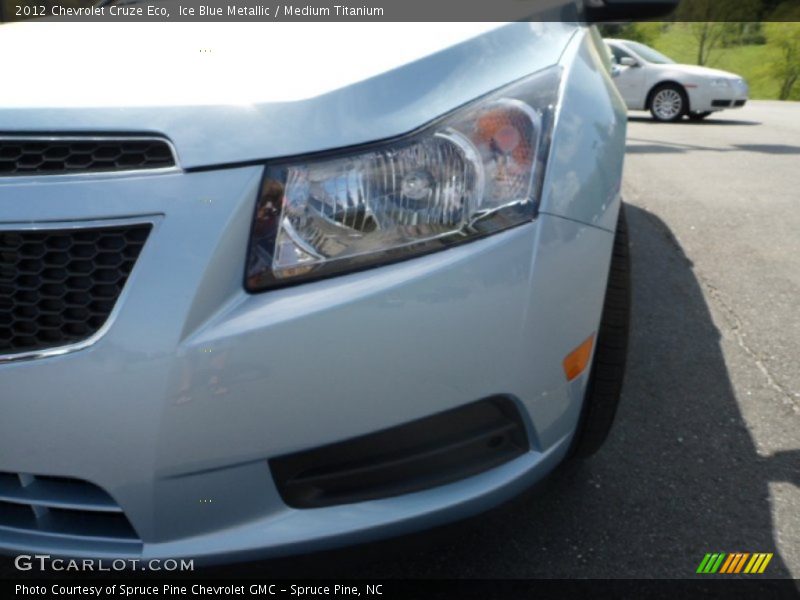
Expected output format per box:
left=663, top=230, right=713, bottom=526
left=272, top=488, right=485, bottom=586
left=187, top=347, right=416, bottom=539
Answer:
left=1, top=0, right=799, bottom=23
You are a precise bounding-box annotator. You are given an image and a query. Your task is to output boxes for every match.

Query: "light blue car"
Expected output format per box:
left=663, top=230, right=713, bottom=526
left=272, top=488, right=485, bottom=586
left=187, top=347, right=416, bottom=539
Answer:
left=0, top=4, right=669, bottom=565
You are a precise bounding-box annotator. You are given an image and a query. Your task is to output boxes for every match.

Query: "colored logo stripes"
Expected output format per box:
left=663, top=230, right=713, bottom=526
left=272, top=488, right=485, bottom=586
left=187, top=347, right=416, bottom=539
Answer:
left=697, top=553, right=773, bottom=574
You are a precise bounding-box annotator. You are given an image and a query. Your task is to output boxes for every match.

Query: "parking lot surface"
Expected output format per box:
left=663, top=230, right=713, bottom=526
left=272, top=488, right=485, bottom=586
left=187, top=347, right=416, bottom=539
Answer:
left=2, top=101, right=798, bottom=580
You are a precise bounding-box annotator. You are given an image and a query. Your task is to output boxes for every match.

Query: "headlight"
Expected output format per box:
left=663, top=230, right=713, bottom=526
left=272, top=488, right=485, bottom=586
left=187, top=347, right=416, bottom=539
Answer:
left=711, top=78, right=731, bottom=87
left=246, top=67, right=562, bottom=291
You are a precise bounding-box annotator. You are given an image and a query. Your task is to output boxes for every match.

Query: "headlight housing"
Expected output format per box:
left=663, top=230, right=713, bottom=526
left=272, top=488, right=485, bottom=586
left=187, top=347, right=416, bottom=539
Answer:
left=246, top=66, right=562, bottom=291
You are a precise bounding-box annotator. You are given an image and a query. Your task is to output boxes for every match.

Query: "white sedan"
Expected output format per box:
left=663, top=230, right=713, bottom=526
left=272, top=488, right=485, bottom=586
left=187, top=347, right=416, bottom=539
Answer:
left=605, top=39, right=749, bottom=122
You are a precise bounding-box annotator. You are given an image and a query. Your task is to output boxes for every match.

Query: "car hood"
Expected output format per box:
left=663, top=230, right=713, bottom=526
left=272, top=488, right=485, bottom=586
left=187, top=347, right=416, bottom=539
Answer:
left=0, top=22, right=578, bottom=169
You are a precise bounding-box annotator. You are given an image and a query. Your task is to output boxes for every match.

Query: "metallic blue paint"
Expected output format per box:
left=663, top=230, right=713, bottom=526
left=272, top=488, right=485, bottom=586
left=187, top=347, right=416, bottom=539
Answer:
left=0, top=22, right=626, bottom=563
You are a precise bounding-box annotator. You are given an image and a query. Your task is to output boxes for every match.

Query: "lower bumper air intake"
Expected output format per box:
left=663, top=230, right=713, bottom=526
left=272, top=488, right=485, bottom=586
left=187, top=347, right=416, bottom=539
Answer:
left=271, top=396, right=530, bottom=509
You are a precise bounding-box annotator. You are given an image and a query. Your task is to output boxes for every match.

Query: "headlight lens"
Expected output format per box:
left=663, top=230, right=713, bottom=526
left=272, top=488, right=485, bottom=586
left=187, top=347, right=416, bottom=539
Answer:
left=711, top=78, right=731, bottom=87
left=246, top=66, right=561, bottom=291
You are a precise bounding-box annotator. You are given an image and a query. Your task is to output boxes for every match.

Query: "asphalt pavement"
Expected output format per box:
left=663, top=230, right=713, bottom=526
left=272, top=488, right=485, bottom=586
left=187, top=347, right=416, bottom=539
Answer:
left=2, top=101, right=798, bottom=581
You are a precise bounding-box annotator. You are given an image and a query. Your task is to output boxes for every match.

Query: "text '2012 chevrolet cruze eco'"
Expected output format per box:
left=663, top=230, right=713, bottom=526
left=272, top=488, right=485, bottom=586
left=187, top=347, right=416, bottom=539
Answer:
left=0, top=2, right=669, bottom=564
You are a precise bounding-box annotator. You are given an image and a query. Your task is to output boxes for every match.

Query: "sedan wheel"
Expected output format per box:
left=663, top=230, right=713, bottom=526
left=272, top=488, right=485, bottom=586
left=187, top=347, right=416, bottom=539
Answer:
left=650, top=85, right=686, bottom=122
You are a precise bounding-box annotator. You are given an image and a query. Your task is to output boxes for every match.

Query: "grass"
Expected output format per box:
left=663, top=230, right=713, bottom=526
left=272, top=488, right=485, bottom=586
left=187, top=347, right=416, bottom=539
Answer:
left=649, top=24, right=782, bottom=99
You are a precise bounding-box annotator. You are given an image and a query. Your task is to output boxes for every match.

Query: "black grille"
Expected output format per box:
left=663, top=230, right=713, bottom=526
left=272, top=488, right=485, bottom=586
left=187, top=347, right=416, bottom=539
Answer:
left=0, top=138, right=174, bottom=176
left=0, top=224, right=151, bottom=356
left=0, top=472, right=140, bottom=545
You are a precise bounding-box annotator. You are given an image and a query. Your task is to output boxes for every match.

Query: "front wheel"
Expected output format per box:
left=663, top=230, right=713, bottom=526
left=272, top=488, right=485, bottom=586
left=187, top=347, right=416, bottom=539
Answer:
left=649, top=84, right=688, bottom=122
left=569, top=203, right=631, bottom=458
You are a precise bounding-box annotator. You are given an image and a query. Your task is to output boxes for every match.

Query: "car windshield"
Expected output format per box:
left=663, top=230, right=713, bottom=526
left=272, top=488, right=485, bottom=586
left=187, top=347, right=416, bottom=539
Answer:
left=624, top=42, right=675, bottom=65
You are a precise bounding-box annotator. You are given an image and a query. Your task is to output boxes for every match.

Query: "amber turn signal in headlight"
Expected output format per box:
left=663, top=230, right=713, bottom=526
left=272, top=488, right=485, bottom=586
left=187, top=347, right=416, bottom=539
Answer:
left=246, top=67, right=562, bottom=291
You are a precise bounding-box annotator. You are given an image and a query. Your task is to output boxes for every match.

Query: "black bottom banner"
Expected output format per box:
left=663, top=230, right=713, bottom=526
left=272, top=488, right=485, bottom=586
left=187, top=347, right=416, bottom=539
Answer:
left=4, top=579, right=800, bottom=600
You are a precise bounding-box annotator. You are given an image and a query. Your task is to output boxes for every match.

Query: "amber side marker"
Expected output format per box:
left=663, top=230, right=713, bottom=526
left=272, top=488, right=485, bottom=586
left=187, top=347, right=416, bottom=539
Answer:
left=562, top=334, right=595, bottom=381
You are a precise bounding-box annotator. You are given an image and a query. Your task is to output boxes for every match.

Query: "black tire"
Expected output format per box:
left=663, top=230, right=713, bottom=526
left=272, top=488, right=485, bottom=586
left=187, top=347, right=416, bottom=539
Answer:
left=648, top=83, right=688, bottom=122
left=569, top=203, right=631, bottom=458
left=689, top=111, right=713, bottom=121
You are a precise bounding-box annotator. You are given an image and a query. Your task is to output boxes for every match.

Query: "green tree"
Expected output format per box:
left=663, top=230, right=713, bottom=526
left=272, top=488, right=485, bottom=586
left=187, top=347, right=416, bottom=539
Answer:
left=764, top=3, right=800, bottom=100
left=677, top=0, right=762, bottom=64
left=599, top=22, right=666, bottom=46
left=721, top=22, right=766, bottom=47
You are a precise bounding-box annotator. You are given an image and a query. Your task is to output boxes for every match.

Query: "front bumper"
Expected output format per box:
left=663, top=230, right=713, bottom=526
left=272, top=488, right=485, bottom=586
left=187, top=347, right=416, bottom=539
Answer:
left=688, top=81, right=749, bottom=113
left=0, top=165, right=615, bottom=563
left=711, top=99, right=748, bottom=109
